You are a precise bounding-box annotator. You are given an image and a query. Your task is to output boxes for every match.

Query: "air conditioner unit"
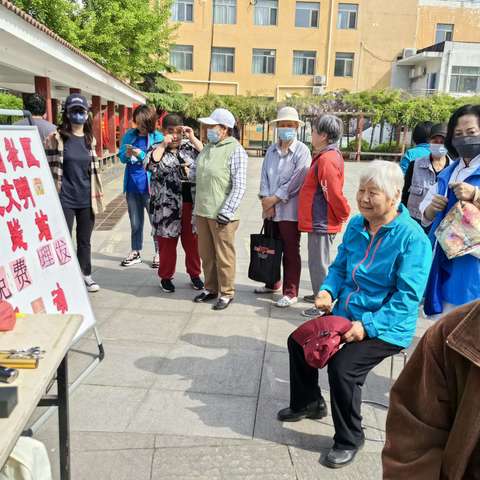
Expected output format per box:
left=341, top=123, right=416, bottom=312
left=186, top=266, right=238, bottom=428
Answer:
left=312, top=86, right=324, bottom=95
left=409, top=67, right=417, bottom=79
left=403, top=48, right=417, bottom=59
left=313, top=75, right=326, bottom=86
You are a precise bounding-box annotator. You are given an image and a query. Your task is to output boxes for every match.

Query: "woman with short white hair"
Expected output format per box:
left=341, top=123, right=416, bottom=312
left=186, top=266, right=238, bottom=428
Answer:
left=277, top=160, right=433, bottom=469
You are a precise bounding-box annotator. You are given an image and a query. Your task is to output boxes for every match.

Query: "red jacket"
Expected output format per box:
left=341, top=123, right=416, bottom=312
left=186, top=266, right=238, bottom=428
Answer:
left=298, top=147, right=350, bottom=233
left=291, top=315, right=352, bottom=369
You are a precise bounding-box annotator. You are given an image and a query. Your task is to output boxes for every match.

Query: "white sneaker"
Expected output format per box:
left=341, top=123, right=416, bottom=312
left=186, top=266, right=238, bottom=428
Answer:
left=84, top=275, right=100, bottom=293
left=121, top=251, right=141, bottom=267
left=276, top=296, right=298, bottom=308
left=254, top=286, right=281, bottom=294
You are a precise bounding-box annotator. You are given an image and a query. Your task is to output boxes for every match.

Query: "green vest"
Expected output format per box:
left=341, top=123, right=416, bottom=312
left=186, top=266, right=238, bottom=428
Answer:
left=194, top=137, right=240, bottom=219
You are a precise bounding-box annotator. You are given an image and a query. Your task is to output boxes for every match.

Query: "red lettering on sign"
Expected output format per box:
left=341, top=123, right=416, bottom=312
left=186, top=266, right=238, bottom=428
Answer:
left=4, top=138, right=23, bottom=171
left=19, top=137, right=40, bottom=168
left=35, top=210, right=52, bottom=242
left=7, top=218, right=28, bottom=252
left=13, top=177, right=35, bottom=209
left=51, top=282, right=68, bottom=314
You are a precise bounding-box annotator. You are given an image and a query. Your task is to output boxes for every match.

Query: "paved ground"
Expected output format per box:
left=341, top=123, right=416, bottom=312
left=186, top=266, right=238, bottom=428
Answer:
left=33, top=159, right=432, bottom=479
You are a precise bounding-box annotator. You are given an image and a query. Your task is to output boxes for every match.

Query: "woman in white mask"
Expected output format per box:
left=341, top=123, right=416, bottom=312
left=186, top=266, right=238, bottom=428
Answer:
left=256, top=107, right=310, bottom=308
left=401, top=122, right=450, bottom=231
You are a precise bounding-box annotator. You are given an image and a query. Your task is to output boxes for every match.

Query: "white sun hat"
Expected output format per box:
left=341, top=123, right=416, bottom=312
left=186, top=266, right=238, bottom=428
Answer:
left=198, top=108, right=236, bottom=129
left=269, top=106, right=305, bottom=126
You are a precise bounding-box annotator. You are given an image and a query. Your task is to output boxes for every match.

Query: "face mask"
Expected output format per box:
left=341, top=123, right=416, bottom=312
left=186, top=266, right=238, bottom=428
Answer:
left=207, top=128, right=221, bottom=144
left=452, top=135, right=480, bottom=159
left=68, top=111, right=88, bottom=125
left=430, top=144, right=448, bottom=158
left=277, top=127, right=297, bottom=142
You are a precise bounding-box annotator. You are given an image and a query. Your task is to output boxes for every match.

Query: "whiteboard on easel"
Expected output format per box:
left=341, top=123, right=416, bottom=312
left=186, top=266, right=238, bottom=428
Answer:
left=0, top=125, right=96, bottom=342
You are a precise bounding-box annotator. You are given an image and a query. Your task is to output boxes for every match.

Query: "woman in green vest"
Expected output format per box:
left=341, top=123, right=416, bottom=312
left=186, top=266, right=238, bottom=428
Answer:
left=189, top=109, right=248, bottom=310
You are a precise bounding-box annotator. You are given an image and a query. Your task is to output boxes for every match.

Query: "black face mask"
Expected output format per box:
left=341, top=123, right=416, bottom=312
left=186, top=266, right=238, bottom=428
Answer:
left=452, top=135, right=480, bottom=160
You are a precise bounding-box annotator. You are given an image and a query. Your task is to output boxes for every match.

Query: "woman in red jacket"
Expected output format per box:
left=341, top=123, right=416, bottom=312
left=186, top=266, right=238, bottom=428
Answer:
left=298, top=114, right=350, bottom=316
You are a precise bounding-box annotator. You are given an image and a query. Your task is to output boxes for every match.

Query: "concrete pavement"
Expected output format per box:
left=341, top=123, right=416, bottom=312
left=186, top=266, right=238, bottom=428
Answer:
left=32, top=158, right=433, bottom=479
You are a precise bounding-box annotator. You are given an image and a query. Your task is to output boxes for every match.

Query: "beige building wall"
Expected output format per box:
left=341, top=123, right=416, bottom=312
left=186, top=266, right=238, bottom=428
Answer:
left=166, top=0, right=479, bottom=98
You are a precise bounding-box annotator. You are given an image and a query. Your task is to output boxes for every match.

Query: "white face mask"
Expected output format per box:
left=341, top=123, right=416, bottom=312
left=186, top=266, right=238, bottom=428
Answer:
left=430, top=144, right=448, bottom=158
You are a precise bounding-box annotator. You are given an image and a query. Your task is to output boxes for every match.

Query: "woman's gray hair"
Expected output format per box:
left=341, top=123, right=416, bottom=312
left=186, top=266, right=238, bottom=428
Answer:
left=359, top=160, right=404, bottom=207
left=312, top=114, right=343, bottom=144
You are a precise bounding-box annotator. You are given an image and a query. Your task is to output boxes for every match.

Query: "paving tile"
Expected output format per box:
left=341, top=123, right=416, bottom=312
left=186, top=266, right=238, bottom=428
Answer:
left=126, top=390, right=256, bottom=439
left=151, top=444, right=295, bottom=480
left=179, top=314, right=268, bottom=350
left=151, top=343, right=263, bottom=396
left=266, top=316, right=305, bottom=352
left=98, top=308, right=191, bottom=344
left=129, top=285, right=197, bottom=312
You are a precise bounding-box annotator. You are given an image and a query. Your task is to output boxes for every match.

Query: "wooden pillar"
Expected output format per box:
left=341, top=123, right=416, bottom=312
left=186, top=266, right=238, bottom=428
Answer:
left=34, top=76, right=52, bottom=122
left=355, top=114, right=364, bottom=162
left=91, top=95, right=103, bottom=157
left=119, top=105, right=127, bottom=138
left=70, top=88, right=81, bottom=94
left=127, top=107, right=133, bottom=129
left=107, top=101, right=116, bottom=153
left=51, top=99, right=59, bottom=124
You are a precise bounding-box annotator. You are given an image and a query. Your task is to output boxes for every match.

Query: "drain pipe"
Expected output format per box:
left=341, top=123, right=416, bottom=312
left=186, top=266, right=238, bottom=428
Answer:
left=325, top=0, right=335, bottom=88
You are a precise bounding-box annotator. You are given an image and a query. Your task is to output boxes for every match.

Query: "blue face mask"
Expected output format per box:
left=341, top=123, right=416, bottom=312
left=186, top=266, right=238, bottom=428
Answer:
left=68, top=111, right=88, bottom=125
left=277, top=127, right=297, bottom=142
left=430, top=144, right=448, bottom=158
left=207, top=128, right=221, bottom=144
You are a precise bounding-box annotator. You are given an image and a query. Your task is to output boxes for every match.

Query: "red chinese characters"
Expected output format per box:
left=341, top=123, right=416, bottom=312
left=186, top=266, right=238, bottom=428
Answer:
left=13, top=177, right=35, bottom=209
left=9, top=257, right=31, bottom=292
left=0, top=267, right=12, bottom=300
left=19, top=137, right=40, bottom=168
left=0, top=179, right=21, bottom=216
left=54, top=238, right=72, bottom=265
left=51, top=282, right=68, bottom=314
left=35, top=210, right=52, bottom=242
left=4, top=138, right=23, bottom=171
left=0, top=151, right=6, bottom=174
left=37, top=244, right=55, bottom=269
left=7, top=218, right=28, bottom=251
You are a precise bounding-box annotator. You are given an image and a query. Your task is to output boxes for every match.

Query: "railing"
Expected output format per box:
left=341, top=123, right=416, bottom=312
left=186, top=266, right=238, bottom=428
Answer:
left=408, top=89, right=437, bottom=97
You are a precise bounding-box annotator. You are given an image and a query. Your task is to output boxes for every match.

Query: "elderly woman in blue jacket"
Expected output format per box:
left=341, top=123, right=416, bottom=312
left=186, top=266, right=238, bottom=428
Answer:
left=277, top=160, right=432, bottom=469
left=118, top=105, right=163, bottom=268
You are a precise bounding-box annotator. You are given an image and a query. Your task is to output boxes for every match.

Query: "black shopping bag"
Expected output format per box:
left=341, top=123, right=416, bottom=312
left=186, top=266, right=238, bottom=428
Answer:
left=248, top=222, right=283, bottom=285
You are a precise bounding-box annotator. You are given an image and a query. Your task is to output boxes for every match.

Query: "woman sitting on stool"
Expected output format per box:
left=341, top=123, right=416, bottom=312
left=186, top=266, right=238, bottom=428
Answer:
left=277, top=161, right=432, bottom=469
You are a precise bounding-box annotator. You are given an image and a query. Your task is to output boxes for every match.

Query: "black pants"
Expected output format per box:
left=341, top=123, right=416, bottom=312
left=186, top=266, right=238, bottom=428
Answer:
left=288, top=335, right=402, bottom=450
left=62, top=206, right=95, bottom=276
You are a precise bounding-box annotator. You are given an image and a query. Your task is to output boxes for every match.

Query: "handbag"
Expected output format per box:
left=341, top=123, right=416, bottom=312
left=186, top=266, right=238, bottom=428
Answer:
left=248, top=221, right=283, bottom=285
left=435, top=201, right=480, bottom=259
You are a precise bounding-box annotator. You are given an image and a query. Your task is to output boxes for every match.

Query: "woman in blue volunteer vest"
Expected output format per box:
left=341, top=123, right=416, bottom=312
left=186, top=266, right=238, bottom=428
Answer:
left=118, top=105, right=163, bottom=268
left=420, top=104, right=480, bottom=317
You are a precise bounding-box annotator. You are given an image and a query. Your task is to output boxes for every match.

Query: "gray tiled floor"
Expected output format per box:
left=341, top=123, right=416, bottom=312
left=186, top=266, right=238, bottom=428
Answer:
left=31, top=159, right=429, bottom=479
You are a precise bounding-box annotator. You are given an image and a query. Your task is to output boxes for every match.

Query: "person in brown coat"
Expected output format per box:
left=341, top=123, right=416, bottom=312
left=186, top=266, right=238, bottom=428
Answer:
left=382, top=300, right=480, bottom=479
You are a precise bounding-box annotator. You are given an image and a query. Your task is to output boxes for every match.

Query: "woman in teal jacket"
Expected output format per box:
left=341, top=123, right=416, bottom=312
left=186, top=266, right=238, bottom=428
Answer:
left=118, top=105, right=163, bottom=267
left=277, top=161, right=432, bottom=470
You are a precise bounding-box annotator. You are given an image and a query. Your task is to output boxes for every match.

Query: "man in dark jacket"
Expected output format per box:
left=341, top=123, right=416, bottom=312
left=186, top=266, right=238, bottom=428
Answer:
left=383, top=300, right=480, bottom=479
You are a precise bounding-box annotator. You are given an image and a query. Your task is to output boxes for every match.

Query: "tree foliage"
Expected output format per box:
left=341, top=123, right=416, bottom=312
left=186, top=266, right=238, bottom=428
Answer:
left=11, top=0, right=174, bottom=82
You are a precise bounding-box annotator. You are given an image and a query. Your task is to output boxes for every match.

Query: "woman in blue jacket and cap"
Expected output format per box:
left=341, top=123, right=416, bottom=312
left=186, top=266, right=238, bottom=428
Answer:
left=277, top=160, right=432, bottom=469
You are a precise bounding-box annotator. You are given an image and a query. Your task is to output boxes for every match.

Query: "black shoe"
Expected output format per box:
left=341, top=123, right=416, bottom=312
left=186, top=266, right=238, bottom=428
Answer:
left=191, top=277, right=204, bottom=291
left=194, top=291, right=218, bottom=303
left=161, top=279, right=175, bottom=293
left=277, top=398, right=328, bottom=422
left=212, top=297, right=233, bottom=310
left=303, top=294, right=315, bottom=303
left=324, top=441, right=364, bottom=469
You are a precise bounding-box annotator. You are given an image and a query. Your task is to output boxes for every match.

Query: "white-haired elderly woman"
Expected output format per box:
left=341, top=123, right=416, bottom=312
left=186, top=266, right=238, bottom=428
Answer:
left=298, top=114, right=350, bottom=315
left=277, top=161, right=432, bottom=469
left=256, top=106, right=311, bottom=307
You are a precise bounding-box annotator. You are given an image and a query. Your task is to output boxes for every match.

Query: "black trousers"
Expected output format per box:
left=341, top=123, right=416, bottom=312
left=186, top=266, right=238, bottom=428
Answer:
left=288, top=335, right=402, bottom=450
left=62, top=206, right=95, bottom=276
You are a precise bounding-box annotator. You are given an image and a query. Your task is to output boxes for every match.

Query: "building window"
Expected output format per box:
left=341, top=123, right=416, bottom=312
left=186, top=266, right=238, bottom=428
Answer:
left=450, top=66, right=480, bottom=94
left=337, top=3, right=358, bottom=29
left=293, top=51, right=316, bottom=75
left=171, top=0, right=193, bottom=22
left=334, top=52, right=354, bottom=77
left=170, top=45, right=193, bottom=71
left=213, top=0, right=236, bottom=24
left=254, top=0, right=278, bottom=26
left=252, top=49, right=276, bottom=74
left=211, top=47, right=235, bottom=72
left=295, top=2, right=320, bottom=28
left=435, top=23, right=453, bottom=44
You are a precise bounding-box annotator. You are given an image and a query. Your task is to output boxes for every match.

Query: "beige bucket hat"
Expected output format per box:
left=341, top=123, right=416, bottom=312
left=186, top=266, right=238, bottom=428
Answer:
left=269, top=106, right=305, bottom=126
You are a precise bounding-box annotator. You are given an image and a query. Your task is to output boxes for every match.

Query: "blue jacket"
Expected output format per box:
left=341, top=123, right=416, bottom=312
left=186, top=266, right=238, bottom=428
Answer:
left=424, top=160, right=480, bottom=315
left=400, top=143, right=431, bottom=175
left=321, top=204, right=432, bottom=349
left=118, top=129, right=164, bottom=193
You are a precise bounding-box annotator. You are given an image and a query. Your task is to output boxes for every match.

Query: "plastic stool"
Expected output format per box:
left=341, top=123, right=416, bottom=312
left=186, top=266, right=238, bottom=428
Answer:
left=362, top=350, right=408, bottom=409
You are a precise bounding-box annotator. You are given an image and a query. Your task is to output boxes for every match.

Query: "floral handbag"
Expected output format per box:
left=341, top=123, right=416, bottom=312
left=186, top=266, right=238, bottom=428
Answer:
left=435, top=201, right=480, bottom=259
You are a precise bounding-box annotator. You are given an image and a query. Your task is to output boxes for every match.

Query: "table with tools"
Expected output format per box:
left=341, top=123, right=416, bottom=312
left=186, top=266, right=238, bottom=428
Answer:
left=0, top=314, right=82, bottom=480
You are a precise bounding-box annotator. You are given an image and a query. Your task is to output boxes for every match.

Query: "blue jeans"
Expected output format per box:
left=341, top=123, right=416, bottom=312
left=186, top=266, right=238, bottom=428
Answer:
left=126, top=192, right=156, bottom=252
